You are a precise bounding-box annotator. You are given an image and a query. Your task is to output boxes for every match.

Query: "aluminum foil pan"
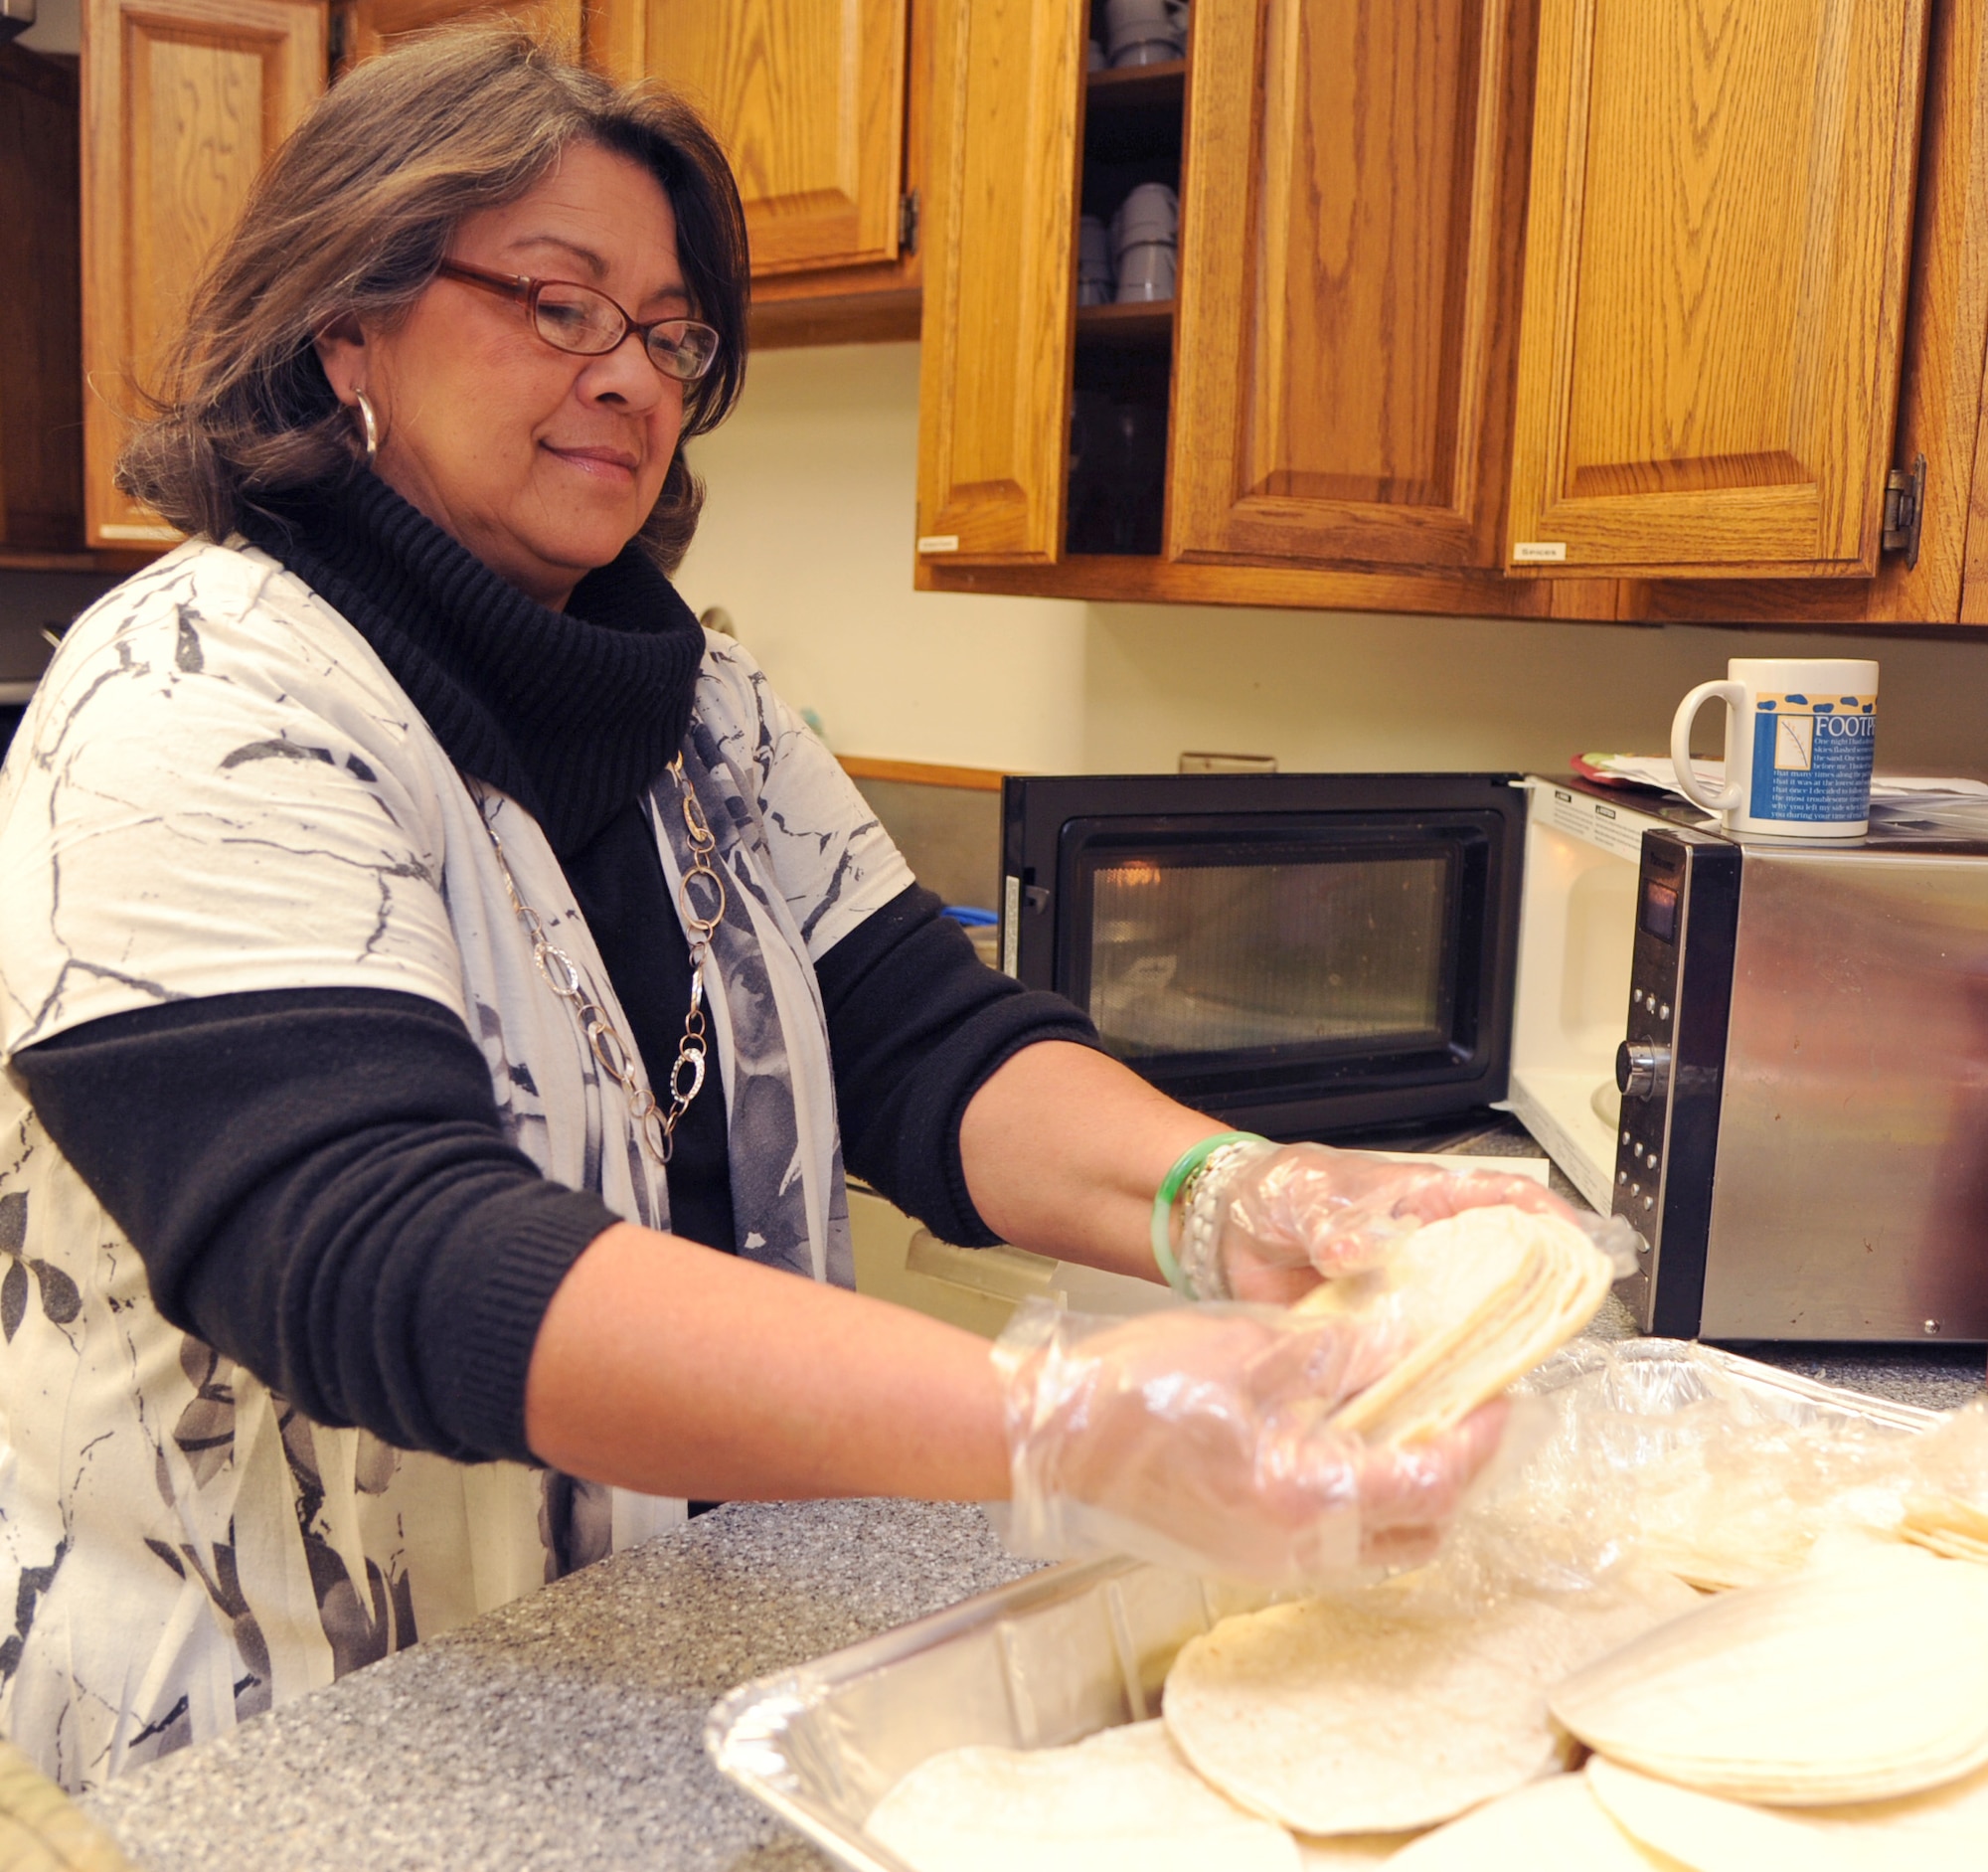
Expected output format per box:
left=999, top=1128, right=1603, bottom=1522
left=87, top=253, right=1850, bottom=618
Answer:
left=706, top=1338, right=1942, bottom=1871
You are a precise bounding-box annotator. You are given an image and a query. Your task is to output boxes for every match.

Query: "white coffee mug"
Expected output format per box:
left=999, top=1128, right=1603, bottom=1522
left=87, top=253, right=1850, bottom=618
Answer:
left=1671, top=657, right=1879, bottom=837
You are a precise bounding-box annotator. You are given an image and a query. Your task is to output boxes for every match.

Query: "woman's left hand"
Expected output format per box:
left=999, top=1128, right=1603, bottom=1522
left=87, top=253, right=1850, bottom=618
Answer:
left=1187, top=1141, right=1582, bottom=1304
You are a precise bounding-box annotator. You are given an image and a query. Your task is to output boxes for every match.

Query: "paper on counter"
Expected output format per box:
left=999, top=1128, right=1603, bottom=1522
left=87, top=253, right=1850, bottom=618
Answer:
left=1576, top=754, right=1988, bottom=800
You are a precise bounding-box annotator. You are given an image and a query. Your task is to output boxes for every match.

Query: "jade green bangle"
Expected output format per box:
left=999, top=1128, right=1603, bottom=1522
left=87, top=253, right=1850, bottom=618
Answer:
left=1149, top=1131, right=1265, bottom=1296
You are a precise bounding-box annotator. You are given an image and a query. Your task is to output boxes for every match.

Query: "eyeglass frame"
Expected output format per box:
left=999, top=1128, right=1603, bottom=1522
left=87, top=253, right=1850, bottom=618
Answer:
left=433, top=258, right=723, bottom=383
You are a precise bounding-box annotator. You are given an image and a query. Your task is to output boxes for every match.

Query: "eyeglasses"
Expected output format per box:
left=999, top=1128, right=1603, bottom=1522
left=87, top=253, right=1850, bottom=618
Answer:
left=435, top=259, right=722, bottom=383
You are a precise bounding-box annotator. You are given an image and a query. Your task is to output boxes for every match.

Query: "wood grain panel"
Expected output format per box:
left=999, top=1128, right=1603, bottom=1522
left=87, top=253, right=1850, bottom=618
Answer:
left=1508, top=0, right=1931, bottom=579
left=1170, top=0, right=1537, bottom=569
left=914, top=549, right=1619, bottom=618
left=837, top=754, right=1006, bottom=790
left=340, top=0, right=582, bottom=69
left=1618, top=0, right=1988, bottom=625
left=913, top=0, right=1082, bottom=564
left=0, top=46, right=83, bottom=550
left=82, top=0, right=323, bottom=547
left=629, top=0, right=906, bottom=275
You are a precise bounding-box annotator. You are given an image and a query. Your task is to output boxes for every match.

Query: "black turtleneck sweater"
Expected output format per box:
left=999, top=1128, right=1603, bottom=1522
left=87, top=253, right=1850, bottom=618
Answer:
left=13, top=475, right=1097, bottom=1467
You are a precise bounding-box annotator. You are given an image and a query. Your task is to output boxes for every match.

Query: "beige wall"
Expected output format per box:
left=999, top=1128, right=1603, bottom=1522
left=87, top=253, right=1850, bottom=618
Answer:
left=676, top=342, right=1988, bottom=780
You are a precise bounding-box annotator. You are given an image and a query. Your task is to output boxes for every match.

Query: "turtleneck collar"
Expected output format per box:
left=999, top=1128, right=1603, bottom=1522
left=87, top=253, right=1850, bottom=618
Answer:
left=239, top=472, right=706, bottom=856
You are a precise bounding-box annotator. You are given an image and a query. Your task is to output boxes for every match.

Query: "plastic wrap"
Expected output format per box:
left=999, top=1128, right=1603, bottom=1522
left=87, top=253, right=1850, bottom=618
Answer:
left=1183, top=1141, right=1587, bottom=1301
left=993, top=1298, right=1503, bottom=1590
left=1445, top=1339, right=1983, bottom=1597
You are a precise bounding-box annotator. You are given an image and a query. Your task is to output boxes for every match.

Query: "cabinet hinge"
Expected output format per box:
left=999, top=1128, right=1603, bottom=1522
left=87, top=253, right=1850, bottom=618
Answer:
left=1883, top=451, right=1926, bottom=570
left=900, top=189, right=919, bottom=256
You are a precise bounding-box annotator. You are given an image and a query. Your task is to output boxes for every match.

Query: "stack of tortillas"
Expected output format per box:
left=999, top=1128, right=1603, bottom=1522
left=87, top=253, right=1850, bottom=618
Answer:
left=1548, top=1539, right=1988, bottom=1803
left=1295, top=1203, right=1615, bottom=1443
left=1901, top=1491, right=1988, bottom=1564
left=1159, top=1570, right=1696, bottom=1834
left=863, top=1720, right=1301, bottom=1872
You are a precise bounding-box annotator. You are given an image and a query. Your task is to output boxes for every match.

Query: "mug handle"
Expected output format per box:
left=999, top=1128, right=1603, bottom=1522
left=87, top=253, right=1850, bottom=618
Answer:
left=1670, top=681, right=1746, bottom=813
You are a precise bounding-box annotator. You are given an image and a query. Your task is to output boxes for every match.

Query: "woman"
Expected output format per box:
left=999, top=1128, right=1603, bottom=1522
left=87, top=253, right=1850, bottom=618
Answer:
left=0, top=30, right=1556, bottom=1790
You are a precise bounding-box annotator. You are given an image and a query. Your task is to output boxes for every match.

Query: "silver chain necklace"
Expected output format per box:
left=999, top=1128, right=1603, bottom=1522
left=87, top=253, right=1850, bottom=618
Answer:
left=482, top=755, right=728, bottom=1165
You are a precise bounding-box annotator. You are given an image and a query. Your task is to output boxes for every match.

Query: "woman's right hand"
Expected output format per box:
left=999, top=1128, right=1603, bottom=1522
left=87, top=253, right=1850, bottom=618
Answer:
left=992, top=1299, right=1506, bottom=1589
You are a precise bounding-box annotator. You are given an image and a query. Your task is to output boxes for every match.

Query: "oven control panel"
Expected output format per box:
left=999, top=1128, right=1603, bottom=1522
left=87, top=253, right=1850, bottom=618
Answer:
left=1611, top=830, right=1740, bottom=1337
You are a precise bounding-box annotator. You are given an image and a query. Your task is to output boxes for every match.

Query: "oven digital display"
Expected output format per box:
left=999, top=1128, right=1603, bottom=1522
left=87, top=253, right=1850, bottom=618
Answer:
left=1085, top=854, right=1450, bottom=1059
left=1639, top=876, right=1681, bottom=944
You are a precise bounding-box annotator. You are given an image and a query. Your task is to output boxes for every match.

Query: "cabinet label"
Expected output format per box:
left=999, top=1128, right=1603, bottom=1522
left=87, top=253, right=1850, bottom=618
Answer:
left=916, top=534, right=960, bottom=554
left=1512, top=541, right=1569, bottom=563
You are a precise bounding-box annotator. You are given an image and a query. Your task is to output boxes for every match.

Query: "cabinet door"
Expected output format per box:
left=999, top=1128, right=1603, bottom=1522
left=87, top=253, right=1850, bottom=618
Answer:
left=0, top=46, right=83, bottom=552
left=604, top=0, right=908, bottom=276
left=82, top=0, right=324, bottom=548
left=914, top=0, right=1082, bottom=565
left=1508, top=0, right=1932, bottom=580
left=338, top=0, right=581, bottom=71
left=1171, top=0, right=1537, bottom=570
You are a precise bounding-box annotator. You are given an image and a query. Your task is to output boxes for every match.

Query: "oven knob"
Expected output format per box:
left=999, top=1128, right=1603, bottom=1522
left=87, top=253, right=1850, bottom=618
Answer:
left=1616, top=1041, right=1672, bottom=1101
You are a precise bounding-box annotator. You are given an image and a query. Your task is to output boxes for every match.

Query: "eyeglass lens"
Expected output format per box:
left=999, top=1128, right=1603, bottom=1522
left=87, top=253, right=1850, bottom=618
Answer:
left=532, top=280, right=718, bottom=383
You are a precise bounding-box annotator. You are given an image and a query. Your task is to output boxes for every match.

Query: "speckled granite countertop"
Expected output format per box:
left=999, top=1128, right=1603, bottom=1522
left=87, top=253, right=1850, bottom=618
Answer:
left=82, top=1499, right=1039, bottom=1872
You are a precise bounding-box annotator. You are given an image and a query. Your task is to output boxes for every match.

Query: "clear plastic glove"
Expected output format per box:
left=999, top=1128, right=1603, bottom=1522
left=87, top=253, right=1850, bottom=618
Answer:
left=1177, top=1140, right=1583, bottom=1305
left=994, top=1298, right=1508, bottom=1589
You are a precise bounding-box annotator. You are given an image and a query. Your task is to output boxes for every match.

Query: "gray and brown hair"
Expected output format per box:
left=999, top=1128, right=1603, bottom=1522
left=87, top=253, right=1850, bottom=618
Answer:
left=116, top=25, right=748, bottom=571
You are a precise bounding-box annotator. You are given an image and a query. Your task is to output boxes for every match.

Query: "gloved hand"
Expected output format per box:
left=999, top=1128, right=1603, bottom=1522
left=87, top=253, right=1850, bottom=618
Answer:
left=993, top=1299, right=1508, bottom=1589
left=1173, top=1139, right=1582, bottom=1304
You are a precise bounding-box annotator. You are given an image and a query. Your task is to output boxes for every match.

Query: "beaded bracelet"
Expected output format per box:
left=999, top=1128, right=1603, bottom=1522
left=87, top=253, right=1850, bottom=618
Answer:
left=1149, top=1131, right=1267, bottom=1296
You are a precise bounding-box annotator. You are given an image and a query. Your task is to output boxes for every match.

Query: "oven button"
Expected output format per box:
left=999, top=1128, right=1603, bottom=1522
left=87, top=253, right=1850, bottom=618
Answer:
left=1658, top=1002, right=1671, bottom=1022
left=1620, top=1129, right=1631, bottom=1146
left=1615, top=1041, right=1673, bottom=1101
left=1617, top=1169, right=1628, bottom=1185
left=1629, top=1181, right=1640, bottom=1197
left=1631, top=989, right=1644, bottom=1006
left=1641, top=1193, right=1654, bottom=1211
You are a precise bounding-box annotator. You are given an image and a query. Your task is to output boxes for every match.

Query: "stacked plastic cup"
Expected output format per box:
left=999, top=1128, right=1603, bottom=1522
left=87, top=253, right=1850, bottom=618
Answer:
left=1104, top=0, right=1189, bottom=67
left=1111, top=183, right=1178, bottom=303
left=1077, top=216, right=1115, bottom=306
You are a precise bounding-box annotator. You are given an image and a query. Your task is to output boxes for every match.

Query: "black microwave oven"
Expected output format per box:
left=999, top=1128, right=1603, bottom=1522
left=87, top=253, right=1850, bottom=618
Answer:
left=999, top=772, right=1529, bottom=1138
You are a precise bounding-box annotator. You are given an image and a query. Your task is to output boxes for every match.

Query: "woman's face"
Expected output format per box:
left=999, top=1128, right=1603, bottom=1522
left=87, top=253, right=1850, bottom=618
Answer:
left=316, top=141, right=689, bottom=608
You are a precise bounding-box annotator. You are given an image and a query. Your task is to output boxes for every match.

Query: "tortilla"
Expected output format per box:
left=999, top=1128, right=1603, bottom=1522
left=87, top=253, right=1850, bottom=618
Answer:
left=1162, top=1569, right=1697, bottom=1834
left=1382, top=1773, right=1678, bottom=1869
left=1295, top=1832, right=1421, bottom=1866
left=1549, top=1541, right=1988, bottom=1805
left=1297, top=1205, right=1614, bottom=1443
left=1587, top=1755, right=1988, bottom=1872
left=1901, top=1492, right=1988, bottom=1566
left=862, top=1719, right=1300, bottom=1872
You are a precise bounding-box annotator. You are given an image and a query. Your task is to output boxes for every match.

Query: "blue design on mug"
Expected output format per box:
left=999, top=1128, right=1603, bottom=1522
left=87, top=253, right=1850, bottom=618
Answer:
left=1749, top=691, right=1877, bottom=822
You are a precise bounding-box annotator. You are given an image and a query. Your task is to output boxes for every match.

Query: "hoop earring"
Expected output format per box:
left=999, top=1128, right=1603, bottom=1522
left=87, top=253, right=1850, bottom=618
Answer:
left=353, top=390, right=380, bottom=466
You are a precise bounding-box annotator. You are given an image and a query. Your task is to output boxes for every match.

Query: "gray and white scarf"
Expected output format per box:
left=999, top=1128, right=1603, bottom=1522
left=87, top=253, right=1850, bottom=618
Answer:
left=0, top=539, right=910, bottom=1790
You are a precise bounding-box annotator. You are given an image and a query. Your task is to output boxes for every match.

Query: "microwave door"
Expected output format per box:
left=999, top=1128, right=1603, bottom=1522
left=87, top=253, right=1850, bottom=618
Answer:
left=999, top=773, right=1526, bottom=1137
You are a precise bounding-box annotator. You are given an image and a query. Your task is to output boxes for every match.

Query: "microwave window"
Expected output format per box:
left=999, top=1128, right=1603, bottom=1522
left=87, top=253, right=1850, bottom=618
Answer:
left=1086, top=854, right=1451, bottom=1059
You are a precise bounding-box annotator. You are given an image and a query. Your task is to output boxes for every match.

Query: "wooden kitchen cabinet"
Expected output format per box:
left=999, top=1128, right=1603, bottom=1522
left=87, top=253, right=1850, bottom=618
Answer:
left=0, top=45, right=83, bottom=557
left=913, top=0, right=1083, bottom=564
left=590, top=0, right=924, bottom=348
left=81, top=0, right=325, bottom=549
left=915, top=0, right=1988, bottom=626
left=1506, top=0, right=1934, bottom=583
left=334, top=0, right=579, bottom=69
left=915, top=0, right=1601, bottom=616
left=1170, top=0, right=1539, bottom=575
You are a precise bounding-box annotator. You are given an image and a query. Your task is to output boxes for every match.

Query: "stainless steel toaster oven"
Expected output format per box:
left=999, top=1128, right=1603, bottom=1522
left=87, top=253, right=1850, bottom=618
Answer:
left=1616, top=804, right=1988, bottom=1344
